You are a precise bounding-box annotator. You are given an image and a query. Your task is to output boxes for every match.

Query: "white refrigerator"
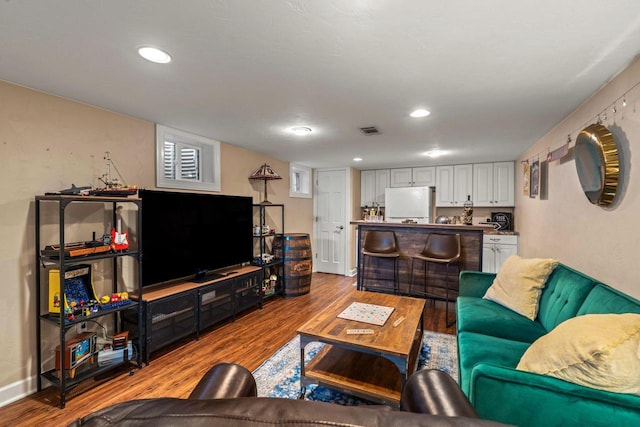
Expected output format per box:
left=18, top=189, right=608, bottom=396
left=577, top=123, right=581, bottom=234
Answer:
left=384, top=186, right=434, bottom=223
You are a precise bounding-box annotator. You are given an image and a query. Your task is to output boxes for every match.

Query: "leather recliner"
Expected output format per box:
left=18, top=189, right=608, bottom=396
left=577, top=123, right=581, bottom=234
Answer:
left=70, top=363, right=510, bottom=426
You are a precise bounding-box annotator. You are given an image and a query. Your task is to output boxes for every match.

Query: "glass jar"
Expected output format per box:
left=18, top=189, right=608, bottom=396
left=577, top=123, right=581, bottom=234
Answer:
left=462, top=195, right=473, bottom=225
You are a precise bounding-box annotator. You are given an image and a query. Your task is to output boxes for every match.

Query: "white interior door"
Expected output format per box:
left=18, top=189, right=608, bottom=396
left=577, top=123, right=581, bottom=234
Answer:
left=314, top=169, right=347, bottom=275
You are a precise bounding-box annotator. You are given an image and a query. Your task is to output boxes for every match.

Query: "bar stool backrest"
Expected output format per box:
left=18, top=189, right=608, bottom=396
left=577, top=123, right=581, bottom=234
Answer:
left=422, top=233, right=461, bottom=262
left=363, top=230, right=399, bottom=254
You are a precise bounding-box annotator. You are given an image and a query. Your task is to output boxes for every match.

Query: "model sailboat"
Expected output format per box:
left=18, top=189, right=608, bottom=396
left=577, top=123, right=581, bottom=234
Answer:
left=88, top=152, right=138, bottom=197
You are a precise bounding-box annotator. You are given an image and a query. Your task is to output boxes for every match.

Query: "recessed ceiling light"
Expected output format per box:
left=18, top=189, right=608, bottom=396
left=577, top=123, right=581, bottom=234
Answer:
left=291, top=126, right=312, bottom=135
left=138, top=46, right=172, bottom=64
left=353, top=157, right=363, bottom=162
left=423, top=149, right=447, bottom=158
left=410, top=109, right=431, bottom=118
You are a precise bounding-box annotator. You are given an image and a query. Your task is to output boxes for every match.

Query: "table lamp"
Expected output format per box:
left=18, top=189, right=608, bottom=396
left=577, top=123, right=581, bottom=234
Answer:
left=249, top=163, right=282, bottom=204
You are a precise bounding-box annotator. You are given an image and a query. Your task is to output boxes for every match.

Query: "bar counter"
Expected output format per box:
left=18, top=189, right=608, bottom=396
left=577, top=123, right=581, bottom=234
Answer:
left=351, top=221, right=493, bottom=295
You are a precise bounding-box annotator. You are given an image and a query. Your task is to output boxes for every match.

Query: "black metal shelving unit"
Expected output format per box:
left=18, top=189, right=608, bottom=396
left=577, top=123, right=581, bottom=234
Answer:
left=253, top=203, right=285, bottom=299
left=34, top=195, right=142, bottom=408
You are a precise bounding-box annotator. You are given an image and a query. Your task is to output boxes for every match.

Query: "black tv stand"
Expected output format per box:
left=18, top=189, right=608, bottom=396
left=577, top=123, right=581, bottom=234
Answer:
left=123, top=265, right=263, bottom=364
left=193, top=272, right=225, bottom=283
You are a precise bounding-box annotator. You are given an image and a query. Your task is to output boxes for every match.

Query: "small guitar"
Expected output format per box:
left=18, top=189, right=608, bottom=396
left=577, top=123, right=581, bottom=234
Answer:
left=111, top=228, right=129, bottom=251
left=111, top=214, right=129, bottom=251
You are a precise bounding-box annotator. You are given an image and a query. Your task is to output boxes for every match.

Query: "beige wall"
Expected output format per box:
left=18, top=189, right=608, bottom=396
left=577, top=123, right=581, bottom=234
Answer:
left=221, top=143, right=312, bottom=235
left=0, top=80, right=312, bottom=403
left=515, top=57, right=640, bottom=299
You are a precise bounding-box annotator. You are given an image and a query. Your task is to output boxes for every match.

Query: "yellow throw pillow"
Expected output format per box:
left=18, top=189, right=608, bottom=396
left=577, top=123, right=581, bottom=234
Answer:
left=483, top=255, right=558, bottom=320
left=517, top=313, right=640, bottom=394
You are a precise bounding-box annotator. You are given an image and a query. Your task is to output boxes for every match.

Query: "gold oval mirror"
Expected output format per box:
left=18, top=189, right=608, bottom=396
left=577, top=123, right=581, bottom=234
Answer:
left=574, top=123, right=619, bottom=206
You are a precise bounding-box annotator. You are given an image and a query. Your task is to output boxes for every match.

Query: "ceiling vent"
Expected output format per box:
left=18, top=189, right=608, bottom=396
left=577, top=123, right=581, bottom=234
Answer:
left=359, top=126, right=380, bottom=136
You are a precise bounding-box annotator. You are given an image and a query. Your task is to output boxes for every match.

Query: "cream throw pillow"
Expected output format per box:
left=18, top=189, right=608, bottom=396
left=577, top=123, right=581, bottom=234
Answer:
left=483, top=255, right=558, bottom=320
left=517, top=313, right=640, bottom=394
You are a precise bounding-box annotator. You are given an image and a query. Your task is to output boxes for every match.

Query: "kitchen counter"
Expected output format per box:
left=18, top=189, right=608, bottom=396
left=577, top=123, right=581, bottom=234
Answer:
left=483, top=230, right=519, bottom=235
left=351, top=220, right=495, bottom=232
left=351, top=221, right=487, bottom=295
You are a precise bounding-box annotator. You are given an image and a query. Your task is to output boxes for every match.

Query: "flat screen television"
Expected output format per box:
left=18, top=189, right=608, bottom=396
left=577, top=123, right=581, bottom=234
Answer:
left=139, top=189, right=253, bottom=287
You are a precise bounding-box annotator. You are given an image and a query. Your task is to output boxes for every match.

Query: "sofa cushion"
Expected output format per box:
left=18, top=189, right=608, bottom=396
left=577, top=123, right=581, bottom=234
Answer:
left=457, top=296, right=548, bottom=343
left=469, top=363, right=640, bottom=427
left=457, top=331, right=531, bottom=395
left=537, top=264, right=596, bottom=331
left=577, top=283, right=640, bottom=316
left=483, top=255, right=559, bottom=320
left=517, top=313, right=640, bottom=394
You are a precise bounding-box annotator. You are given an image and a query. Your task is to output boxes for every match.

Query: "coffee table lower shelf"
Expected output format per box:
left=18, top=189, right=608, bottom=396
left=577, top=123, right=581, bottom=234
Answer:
left=302, top=344, right=407, bottom=406
left=297, top=291, right=425, bottom=408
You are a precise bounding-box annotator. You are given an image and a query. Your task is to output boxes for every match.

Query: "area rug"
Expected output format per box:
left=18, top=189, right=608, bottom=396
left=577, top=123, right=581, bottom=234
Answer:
left=253, top=330, right=457, bottom=405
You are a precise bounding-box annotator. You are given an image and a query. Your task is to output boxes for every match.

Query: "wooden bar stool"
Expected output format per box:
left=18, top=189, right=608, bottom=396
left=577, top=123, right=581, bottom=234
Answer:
left=361, top=230, right=400, bottom=294
left=409, top=233, right=461, bottom=326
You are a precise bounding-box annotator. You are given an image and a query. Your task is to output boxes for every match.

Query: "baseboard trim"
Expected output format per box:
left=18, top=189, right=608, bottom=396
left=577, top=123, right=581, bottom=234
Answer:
left=0, top=375, right=36, bottom=408
left=347, top=268, right=357, bottom=277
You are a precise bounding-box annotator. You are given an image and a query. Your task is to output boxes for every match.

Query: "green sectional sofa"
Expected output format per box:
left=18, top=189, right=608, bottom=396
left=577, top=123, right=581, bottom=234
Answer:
left=456, top=263, right=640, bottom=427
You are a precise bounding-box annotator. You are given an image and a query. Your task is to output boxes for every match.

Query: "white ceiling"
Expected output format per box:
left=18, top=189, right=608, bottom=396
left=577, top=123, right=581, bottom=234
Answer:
left=2, top=1, right=640, bottom=169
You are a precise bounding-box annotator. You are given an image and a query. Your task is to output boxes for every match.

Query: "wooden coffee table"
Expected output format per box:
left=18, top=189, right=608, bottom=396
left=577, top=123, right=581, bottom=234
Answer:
left=297, top=291, right=425, bottom=407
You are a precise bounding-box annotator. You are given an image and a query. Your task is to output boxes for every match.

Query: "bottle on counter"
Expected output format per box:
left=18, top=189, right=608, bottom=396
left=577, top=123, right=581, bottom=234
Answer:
left=462, top=195, right=473, bottom=225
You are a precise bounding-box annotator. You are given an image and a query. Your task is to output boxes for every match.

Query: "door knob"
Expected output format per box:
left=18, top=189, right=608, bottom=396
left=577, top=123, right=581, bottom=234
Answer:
left=336, top=225, right=344, bottom=230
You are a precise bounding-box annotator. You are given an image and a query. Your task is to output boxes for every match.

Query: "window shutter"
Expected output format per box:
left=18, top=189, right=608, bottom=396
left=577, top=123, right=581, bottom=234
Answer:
left=163, top=141, right=176, bottom=179
left=179, top=147, right=199, bottom=180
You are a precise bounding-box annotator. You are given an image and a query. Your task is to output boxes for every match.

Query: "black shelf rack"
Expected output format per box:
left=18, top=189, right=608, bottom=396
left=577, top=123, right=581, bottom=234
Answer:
left=39, top=301, right=138, bottom=327
left=39, top=345, right=133, bottom=390
left=39, top=250, right=141, bottom=265
left=34, top=195, right=143, bottom=408
left=253, top=203, right=285, bottom=299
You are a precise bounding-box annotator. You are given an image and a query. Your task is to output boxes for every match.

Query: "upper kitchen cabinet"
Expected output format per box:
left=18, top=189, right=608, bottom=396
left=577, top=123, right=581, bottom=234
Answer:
left=389, top=167, right=436, bottom=187
left=436, top=164, right=473, bottom=207
left=361, top=169, right=390, bottom=206
left=493, top=162, right=515, bottom=206
left=473, top=162, right=515, bottom=207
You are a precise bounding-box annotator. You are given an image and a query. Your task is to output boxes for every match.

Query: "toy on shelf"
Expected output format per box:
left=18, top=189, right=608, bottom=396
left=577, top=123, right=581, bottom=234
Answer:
left=88, top=152, right=138, bottom=197
left=55, top=332, right=97, bottom=379
left=49, top=265, right=98, bottom=317
left=110, top=206, right=129, bottom=251
left=99, top=292, right=132, bottom=311
left=48, top=265, right=132, bottom=322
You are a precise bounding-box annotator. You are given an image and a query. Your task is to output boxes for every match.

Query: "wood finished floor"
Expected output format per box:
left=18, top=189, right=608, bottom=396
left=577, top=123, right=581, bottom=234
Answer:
left=1, top=273, right=456, bottom=426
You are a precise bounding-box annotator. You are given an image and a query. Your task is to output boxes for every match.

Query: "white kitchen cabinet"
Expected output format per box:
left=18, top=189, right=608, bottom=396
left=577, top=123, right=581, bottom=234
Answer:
left=473, top=163, right=494, bottom=206
left=361, top=170, right=376, bottom=207
left=435, top=166, right=454, bottom=206
left=454, top=164, right=473, bottom=205
left=390, top=168, right=412, bottom=187
left=375, top=169, right=390, bottom=205
left=493, top=162, right=515, bottom=206
left=413, top=166, right=436, bottom=187
left=436, top=164, right=473, bottom=207
left=390, top=166, right=436, bottom=187
left=473, top=162, right=515, bottom=207
left=360, top=169, right=390, bottom=206
left=483, top=234, right=519, bottom=273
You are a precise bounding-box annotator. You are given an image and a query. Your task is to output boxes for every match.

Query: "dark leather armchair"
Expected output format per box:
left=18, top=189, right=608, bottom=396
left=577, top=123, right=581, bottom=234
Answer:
left=70, top=363, right=510, bottom=426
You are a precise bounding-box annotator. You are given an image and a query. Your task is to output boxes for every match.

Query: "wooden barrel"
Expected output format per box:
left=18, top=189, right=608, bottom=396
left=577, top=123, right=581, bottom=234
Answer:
left=273, top=233, right=312, bottom=297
